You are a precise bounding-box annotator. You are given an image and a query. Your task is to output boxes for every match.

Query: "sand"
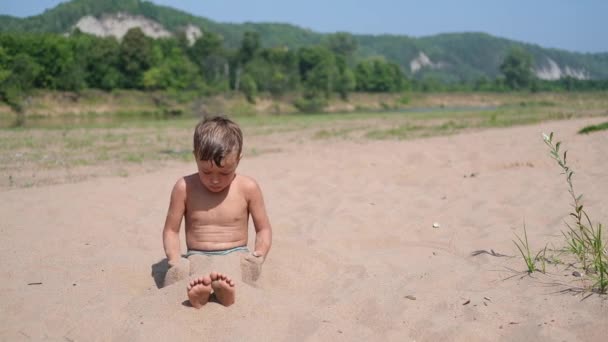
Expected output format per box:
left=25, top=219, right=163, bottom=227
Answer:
left=1, top=118, right=607, bottom=341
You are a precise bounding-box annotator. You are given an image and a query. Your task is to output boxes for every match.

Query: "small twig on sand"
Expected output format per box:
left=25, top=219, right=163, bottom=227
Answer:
left=471, top=249, right=512, bottom=257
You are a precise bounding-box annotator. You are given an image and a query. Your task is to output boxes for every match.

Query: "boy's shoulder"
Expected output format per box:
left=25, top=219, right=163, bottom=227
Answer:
left=171, top=173, right=198, bottom=194
left=174, top=173, right=261, bottom=196
left=182, top=173, right=199, bottom=184
left=175, top=173, right=197, bottom=188
left=233, top=174, right=263, bottom=203
left=234, top=174, right=260, bottom=193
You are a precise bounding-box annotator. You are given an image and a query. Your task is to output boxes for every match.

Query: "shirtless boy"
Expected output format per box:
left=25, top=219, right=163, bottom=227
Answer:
left=162, top=115, right=272, bottom=308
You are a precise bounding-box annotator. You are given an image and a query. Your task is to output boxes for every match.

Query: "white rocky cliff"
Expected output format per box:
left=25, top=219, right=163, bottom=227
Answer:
left=535, top=57, right=589, bottom=80
left=72, top=13, right=202, bottom=44
left=410, top=52, right=444, bottom=73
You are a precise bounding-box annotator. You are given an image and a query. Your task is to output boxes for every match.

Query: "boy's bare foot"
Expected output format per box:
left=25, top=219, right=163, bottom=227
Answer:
left=210, top=271, right=236, bottom=306
left=187, top=275, right=212, bottom=309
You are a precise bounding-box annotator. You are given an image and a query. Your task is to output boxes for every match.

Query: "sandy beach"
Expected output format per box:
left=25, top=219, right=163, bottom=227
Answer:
left=1, top=117, right=607, bottom=341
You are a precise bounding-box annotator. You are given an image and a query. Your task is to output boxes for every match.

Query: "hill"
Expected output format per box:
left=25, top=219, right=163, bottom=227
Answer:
left=1, top=0, right=608, bottom=81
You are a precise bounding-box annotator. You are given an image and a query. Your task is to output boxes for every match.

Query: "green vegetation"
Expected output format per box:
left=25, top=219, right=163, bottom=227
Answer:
left=500, top=47, right=534, bottom=90
left=2, top=28, right=608, bottom=121
left=513, top=224, right=547, bottom=273
left=0, top=0, right=608, bottom=91
left=1, top=3, right=608, bottom=129
left=578, top=121, right=608, bottom=134
left=543, top=132, right=607, bottom=293
left=513, top=132, right=607, bottom=294
left=0, top=28, right=410, bottom=118
left=2, top=92, right=606, bottom=189
left=360, top=104, right=587, bottom=140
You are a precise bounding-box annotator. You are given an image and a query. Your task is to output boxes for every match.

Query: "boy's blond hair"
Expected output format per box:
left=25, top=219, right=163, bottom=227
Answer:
left=193, top=115, right=243, bottom=166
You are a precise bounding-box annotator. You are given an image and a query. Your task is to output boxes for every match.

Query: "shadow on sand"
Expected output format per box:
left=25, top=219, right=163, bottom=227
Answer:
left=151, top=259, right=170, bottom=289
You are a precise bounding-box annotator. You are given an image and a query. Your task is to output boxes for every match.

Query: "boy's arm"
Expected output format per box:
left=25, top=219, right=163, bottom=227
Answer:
left=162, top=178, right=186, bottom=266
left=245, top=178, right=272, bottom=259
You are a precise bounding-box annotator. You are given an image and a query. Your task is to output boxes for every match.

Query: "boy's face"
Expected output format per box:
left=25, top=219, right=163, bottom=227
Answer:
left=195, top=152, right=240, bottom=193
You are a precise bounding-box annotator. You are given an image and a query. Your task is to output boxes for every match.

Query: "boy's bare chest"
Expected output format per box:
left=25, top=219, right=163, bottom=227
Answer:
left=185, top=188, right=248, bottom=226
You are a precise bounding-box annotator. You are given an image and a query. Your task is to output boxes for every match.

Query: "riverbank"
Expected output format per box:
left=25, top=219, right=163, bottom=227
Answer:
left=2, top=90, right=608, bottom=125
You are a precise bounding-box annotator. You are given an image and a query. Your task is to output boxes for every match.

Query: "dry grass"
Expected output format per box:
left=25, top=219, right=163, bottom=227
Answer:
left=1, top=91, right=607, bottom=189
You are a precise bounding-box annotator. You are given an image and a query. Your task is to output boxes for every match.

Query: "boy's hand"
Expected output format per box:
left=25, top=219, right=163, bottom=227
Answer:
left=240, top=252, right=264, bottom=284
left=168, top=257, right=186, bottom=268
left=244, top=251, right=264, bottom=264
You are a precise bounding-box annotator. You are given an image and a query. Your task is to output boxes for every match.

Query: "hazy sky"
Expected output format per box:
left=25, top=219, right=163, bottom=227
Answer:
left=1, top=0, right=606, bottom=53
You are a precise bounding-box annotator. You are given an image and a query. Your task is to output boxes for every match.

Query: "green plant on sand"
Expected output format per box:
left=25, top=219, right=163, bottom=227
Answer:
left=542, top=132, right=607, bottom=294
left=513, top=224, right=547, bottom=273
left=578, top=121, right=608, bottom=135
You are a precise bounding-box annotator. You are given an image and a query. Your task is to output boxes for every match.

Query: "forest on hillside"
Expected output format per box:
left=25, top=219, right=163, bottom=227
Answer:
left=2, top=29, right=608, bottom=110
left=2, top=0, right=608, bottom=116
left=2, top=0, right=608, bottom=81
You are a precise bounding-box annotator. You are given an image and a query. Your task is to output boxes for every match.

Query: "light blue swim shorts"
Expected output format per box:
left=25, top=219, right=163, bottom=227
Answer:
left=186, top=246, right=249, bottom=257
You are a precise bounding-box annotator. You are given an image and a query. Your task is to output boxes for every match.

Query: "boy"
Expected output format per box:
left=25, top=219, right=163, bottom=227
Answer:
left=162, top=115, right=272, bottom=309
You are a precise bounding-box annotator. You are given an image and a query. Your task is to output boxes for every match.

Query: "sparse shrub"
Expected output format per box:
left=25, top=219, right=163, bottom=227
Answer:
left=228, top=102, right=256, bottom=117
left=398, top=94, right=410, bottom=105
left=294, top=96, right=327, bottom=113
left=513, top=224, right=546, bottom=273
left=513, top=132, right=608, bottom=293
left=240, top=74, right=258, bottom=104
left=542, top=132, right=607, bottom=293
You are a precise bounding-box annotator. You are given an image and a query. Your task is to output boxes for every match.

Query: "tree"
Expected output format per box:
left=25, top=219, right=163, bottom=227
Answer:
left=232, top=31, right=261, bottom=90
left=240, top=74, right=257, bottom=103
left=238, top=31, right=261, bottom=65
left=7, top=33, right=85, bottom=90
left=142, top=47, right=202, bottom=90
left=355, top=58, right=405, bottom=92
left=119, top=28, right=153, bottom=88
left=189, top=32, right=229, bottom=91
left=334, top=56, right=356, bottom=99
left=336, top=68, right=356, bottom=99
left=0, top=50, right=41, bottom=125
left=500, top=47, right=535, bottom=90
left=244, top=47, right=299, bottom=96
left=82, top=36, right=123, bottom=90
left=298, top=46, right=340, bottom=97
left=324, top=32, right=357, bottom=62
